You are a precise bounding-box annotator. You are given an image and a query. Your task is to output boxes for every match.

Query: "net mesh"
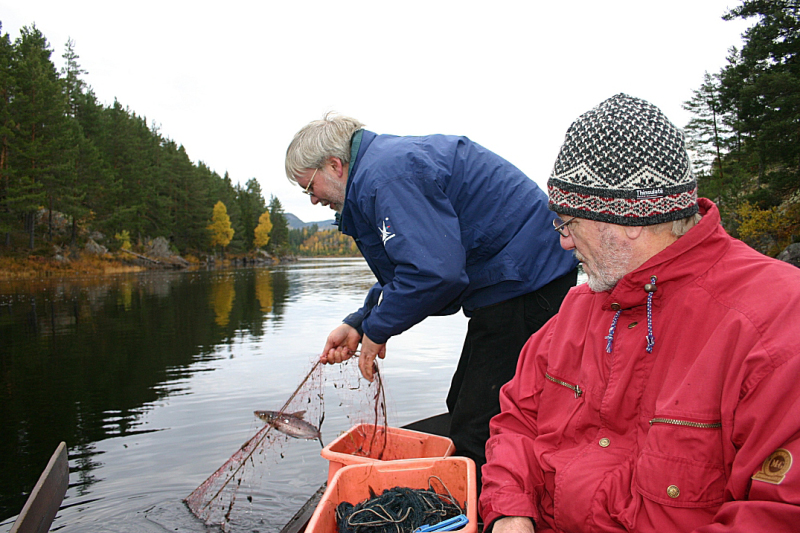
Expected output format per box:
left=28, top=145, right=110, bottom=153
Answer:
left=185, top=356, right=388, bottom=531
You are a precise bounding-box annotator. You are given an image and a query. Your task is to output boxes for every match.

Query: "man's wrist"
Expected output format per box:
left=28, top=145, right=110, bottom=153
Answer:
left=490, top=516, right=535, bottom=533
left=342, top=313, right=363, bottom=336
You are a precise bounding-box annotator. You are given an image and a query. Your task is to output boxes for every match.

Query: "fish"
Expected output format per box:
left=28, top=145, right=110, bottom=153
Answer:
left=254, top=409, right=324, bottom=447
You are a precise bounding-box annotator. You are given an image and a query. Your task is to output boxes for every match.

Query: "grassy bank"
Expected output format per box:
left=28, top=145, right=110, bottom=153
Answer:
left=0, top=254, right=149, bottom=280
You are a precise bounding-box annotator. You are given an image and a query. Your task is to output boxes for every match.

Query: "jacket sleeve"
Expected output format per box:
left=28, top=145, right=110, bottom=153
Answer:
left=479, top=321, right=556, bottom=530
left=359, top=176, right=469, bottom=344
left=694, top=351, right=800, bottom=532
left=342, top=282, right=382, bottom=335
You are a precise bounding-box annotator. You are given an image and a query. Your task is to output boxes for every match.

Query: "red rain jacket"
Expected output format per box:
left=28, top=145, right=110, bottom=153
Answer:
left=479, top=199, right=800, bottom=532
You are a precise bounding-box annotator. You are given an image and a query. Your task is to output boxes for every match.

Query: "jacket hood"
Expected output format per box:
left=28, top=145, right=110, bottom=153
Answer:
left=598, top=198, right=729, bottom=312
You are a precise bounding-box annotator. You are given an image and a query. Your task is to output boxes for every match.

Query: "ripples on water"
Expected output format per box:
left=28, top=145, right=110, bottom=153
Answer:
left=0, top=259, right=469, bottom=532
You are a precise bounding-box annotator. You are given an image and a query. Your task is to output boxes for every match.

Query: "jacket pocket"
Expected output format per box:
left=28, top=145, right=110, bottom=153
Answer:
left=545, top=372, right=583, bottom=399
left=536, top=370, right=586, bottom=439
left=635, top=418, right=726, bottom=508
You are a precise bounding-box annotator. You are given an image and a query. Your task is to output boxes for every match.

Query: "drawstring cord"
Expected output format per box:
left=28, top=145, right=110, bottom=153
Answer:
left=605, top=309, right=622, bottom=353
left=605, top=276, right=658, bottom=354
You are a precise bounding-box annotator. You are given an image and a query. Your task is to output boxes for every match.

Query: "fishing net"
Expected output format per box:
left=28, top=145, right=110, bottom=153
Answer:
left=185, top=355, right=388, bottom=532
left=336, top=477, right=464, bottom=533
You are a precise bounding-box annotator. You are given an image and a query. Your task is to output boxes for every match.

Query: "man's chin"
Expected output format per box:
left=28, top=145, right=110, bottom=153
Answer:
left=586, top=271, right=621, bottom=293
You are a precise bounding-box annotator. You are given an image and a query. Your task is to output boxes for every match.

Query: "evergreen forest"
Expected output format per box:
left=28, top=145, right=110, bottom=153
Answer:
left=0, top=23, right=357, bottom=262
left=683, top=0, right=800, bottom=256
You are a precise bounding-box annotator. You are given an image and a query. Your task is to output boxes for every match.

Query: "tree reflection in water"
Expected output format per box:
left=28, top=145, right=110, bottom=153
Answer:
left=0, top=258, right=465, bottom=532
left=0, top=267, right=294, bottom=521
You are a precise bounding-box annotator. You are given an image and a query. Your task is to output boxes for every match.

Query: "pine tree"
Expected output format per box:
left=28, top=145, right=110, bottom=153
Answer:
left=237, top=178, right=266, bottom=251
left=6, top=25, right=66, bottom=248
left=267, top=195, right=289, bottom=255
left=719, top=0, right=800, bottom=204
left=71, top=88, right=120, bottom=238
left=684, top=0, right=800, bottom=249
left=682, top=71, right=748, bottom=208
left=61, top=38, right=86, bottom=119
left=0, top=24, right=18, bottom=244
left=165, top=143, right=212, bottom=251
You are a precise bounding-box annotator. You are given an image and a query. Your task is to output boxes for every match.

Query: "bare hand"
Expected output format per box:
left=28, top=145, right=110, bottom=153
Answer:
left=358, top=334, right=386, bottom=382
left=492, top=517, right=535, bottom=533
left=320, top=324, right=362, bottom=364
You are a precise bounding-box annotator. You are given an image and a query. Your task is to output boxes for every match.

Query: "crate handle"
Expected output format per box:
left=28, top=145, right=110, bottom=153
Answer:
left=415, top=514, right=469, bottom=532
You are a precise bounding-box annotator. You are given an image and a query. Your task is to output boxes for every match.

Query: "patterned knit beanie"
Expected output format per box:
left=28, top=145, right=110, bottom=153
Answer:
left=548, top=93, right=698, bottom=226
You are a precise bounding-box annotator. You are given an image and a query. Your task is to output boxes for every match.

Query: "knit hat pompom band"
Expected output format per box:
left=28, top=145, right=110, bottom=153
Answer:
left=547, top=93, right=698, bottom=226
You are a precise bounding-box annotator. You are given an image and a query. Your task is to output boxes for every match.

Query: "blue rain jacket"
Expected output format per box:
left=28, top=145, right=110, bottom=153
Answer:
left=339, top=130, right=577, bottom=344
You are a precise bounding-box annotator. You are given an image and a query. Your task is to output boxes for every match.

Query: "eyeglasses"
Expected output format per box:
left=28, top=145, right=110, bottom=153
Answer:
left=302, top=168, right=319, bottom=196
left=553, top=215, right=577, bottom=238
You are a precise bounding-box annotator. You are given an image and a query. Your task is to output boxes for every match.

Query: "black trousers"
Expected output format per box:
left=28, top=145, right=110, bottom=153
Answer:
left=446, top=268, right=578, bottom=489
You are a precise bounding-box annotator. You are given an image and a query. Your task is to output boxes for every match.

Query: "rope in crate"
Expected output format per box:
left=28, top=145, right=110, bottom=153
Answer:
left=335, top=475, right=465, bottom=533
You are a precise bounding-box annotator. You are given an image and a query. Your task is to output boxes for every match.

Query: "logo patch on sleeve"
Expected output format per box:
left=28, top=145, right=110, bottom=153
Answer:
left=379, top=218, right=396, bottom=245
left=752, top=448, right=793, bottom=485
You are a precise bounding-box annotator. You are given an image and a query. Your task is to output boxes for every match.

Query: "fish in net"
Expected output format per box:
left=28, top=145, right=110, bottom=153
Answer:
left=336, top=476, right=465, bottom=533
left=184, top=356, right=388, bottom=531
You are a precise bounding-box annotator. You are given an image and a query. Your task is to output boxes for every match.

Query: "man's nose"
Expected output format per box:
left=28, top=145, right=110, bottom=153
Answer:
left=559, top=234, right=575, bottom=251
left=310, top=195, right=320, bottom=205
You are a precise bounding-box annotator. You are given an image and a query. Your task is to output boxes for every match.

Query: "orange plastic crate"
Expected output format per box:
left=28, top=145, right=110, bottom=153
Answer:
left=321, top=424, right=455, bottom=484
left=306, top=457, right=477, bottom=533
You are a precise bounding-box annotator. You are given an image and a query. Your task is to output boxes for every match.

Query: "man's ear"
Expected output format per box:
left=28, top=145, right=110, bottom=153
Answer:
left=328, top=157, right=344, bottom=177
left=623, top=225, right=644, bottom=240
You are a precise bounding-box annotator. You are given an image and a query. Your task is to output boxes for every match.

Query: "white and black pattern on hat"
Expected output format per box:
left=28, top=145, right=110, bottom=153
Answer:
left=548, top=93, right=698, bottom=226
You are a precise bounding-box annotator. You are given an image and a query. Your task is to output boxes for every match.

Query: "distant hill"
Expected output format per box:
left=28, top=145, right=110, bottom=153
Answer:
left=285, top=213, right=337, bottom=230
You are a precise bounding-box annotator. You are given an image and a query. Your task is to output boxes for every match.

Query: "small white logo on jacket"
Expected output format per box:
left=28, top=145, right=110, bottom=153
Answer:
left=380, top=218, right=396, bottom=245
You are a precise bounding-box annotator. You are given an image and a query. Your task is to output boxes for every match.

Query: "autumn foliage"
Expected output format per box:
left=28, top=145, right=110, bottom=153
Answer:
left=208, top=201, right=234, bottom=251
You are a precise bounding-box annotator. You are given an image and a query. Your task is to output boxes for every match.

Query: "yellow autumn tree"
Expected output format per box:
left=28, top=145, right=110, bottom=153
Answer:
left=114, top=230, right=132, bottom=250
left=208, top=201, right=234, bottom=253
left=254, top=210, right=273, bottom=249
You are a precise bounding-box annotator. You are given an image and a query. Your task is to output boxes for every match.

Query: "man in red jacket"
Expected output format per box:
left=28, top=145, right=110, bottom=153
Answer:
left=479, top=93, right=800, bottom=532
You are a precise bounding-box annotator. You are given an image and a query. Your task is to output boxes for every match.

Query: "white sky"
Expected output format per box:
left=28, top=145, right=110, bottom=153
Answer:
left=1, top=1, right=751, bottom=224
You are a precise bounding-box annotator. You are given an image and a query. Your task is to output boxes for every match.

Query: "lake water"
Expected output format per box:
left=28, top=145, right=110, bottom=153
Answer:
left=0, top=259, right=471, bottom=532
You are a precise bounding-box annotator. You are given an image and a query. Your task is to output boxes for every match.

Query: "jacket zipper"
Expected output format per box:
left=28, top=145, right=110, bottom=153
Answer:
left=649, top=418, right=722, bottom=429
left=545, top=373, right=583, bottom=398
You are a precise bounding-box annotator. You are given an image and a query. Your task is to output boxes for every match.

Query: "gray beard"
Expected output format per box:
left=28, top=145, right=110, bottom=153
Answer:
left=577, top=229, right=633, bottom=292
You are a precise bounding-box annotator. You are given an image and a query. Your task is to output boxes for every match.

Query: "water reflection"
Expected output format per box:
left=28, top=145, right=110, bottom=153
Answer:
left=0, top=258, right=472, bottom=532
left=0, top=266, right=299, bottom=521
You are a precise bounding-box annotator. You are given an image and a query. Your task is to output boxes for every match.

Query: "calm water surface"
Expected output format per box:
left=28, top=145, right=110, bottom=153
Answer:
left=0, top=259, right=469, bottom=532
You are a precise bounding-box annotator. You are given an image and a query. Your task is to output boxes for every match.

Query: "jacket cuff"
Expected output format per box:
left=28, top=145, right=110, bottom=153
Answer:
left=480, top=486, right=539, bottom=530
left=361, top=321, right=390, bottom=345
left=342, top=312, right=364, bottom=336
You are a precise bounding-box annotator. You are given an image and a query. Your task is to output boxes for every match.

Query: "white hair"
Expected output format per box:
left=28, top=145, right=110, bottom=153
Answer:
left=284, top=112, right=365, bottom=183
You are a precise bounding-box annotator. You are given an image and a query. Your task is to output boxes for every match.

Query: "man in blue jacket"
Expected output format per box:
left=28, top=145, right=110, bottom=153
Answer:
left=285, top=113, right=578, bottom=476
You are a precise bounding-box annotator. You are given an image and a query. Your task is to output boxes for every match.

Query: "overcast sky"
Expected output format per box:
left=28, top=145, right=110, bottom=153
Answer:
left=1, top=1, right=751, bottom=223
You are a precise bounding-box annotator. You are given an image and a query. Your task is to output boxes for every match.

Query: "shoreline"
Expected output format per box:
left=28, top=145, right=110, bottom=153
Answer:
left=0, top=255, right=150, bottom=281
left=0, top=253, right=362, bottom=282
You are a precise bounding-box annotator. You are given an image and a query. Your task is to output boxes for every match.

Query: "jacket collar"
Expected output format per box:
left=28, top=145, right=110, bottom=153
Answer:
left=601, top=198, right=731, bottom=311
left=338, top=130, right=376, bottom=234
